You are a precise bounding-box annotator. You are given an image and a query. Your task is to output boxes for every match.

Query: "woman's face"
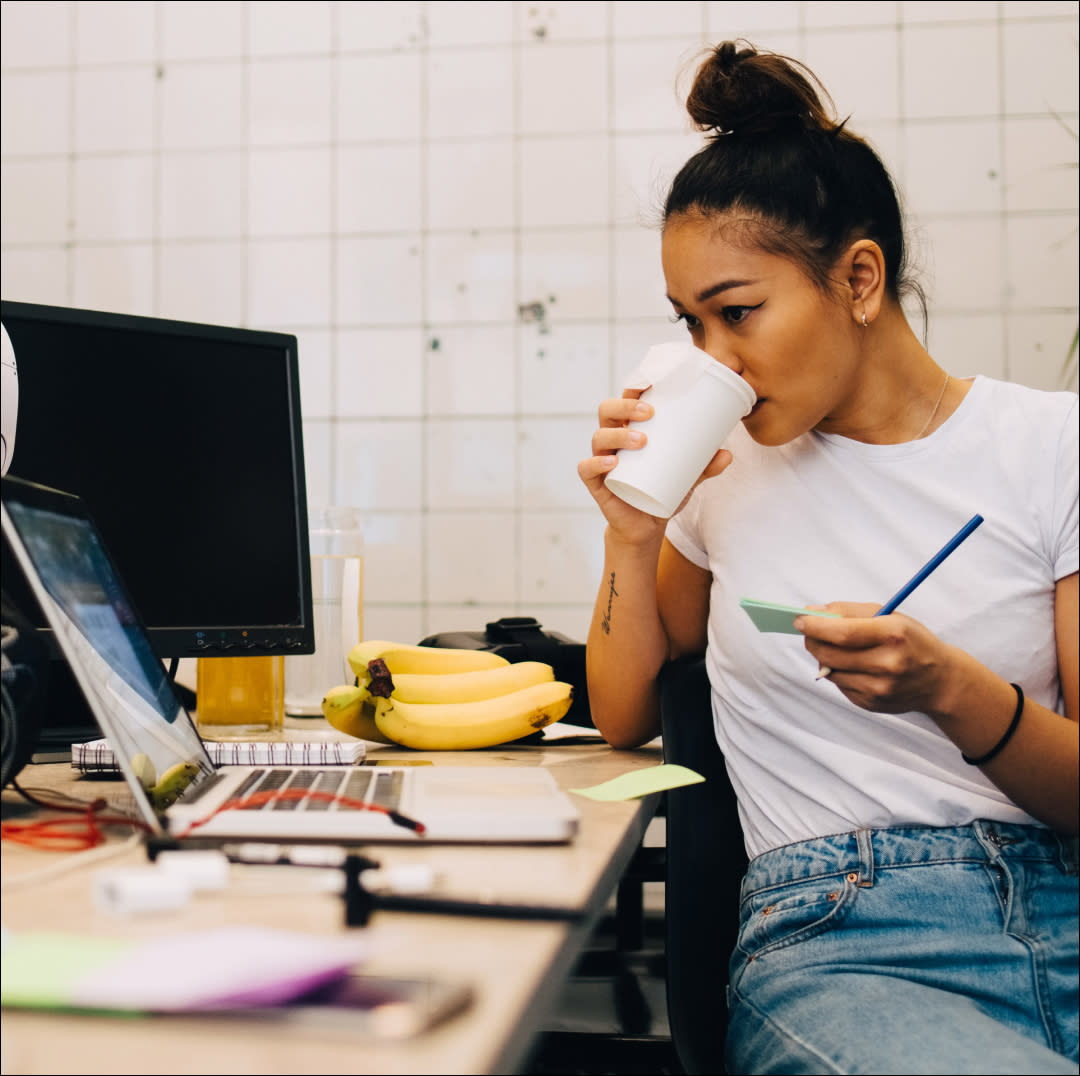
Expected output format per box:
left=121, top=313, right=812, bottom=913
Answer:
left=661, top=211, right=861, bottom=447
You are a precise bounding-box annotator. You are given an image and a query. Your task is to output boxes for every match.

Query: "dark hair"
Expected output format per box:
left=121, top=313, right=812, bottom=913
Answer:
left=666, top=41, right=923, bottom=312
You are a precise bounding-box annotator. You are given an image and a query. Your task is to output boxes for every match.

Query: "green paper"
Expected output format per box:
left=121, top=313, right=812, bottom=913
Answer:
left=571, top=763, right=704, bottom=801
left=739, top=598, right=841, bottom=634
left=0, top=933, right=129, bottom=1008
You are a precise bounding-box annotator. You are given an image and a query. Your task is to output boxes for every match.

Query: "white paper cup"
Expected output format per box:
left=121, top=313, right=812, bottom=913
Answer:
left=604, top=342, right=756, bottom=518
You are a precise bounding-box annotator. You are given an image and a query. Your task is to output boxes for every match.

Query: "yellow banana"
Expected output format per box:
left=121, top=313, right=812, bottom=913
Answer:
left=372, top=680, right=573, bottom=751
left=347, top=640, right=509, bottom=681
left=321, top=683, right=396, bottom=745
left=149, top=760, right=201, bottom=812
left=387, top=660, right=555, bottom=704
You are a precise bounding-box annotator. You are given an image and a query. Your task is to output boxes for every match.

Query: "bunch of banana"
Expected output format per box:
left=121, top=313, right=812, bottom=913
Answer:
left=322, top=640, right=573, bottom=750
left=346, top=640, right=510, bottom=680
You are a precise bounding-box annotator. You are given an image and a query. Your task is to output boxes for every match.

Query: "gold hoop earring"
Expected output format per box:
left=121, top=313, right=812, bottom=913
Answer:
left=861, top=312, right=868, bottom=328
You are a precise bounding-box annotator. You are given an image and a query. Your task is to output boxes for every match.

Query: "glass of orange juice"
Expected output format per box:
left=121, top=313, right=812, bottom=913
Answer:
left=197, top=655, right=284, bottom=736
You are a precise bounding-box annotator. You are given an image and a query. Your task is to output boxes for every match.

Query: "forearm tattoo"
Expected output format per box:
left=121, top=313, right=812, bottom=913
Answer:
left=601, top=571, right=618, bottom=635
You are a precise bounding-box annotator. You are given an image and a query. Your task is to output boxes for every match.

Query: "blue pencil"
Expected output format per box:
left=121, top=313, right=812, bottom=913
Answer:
left=816, top=513, right=984, bottom=679
left=875, top=514, right=985, bottom=615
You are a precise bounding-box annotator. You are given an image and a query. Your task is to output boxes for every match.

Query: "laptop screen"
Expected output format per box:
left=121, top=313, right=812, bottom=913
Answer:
left=2, top=478, right=213, bottom=821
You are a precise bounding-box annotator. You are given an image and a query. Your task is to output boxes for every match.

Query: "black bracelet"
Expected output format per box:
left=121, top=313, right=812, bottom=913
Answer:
left=961, top=683, right=1025, bottom=766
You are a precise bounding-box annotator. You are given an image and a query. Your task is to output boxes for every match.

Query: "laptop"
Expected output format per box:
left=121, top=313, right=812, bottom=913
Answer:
left=1, top=476, right=580, bottom=844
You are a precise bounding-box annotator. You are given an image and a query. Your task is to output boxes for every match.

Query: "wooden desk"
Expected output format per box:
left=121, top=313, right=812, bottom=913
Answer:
left=1, top=728, right=664, bottom=1076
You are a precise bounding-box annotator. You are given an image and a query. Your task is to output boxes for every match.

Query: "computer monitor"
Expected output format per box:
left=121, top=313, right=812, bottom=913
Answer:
left=0, top=300, right=315, bottom=665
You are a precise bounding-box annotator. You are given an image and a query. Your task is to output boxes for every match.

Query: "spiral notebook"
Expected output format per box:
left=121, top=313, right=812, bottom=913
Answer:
left=2, top=476, right=579, bottom=844
left=73, top=738, right=365, bottom=774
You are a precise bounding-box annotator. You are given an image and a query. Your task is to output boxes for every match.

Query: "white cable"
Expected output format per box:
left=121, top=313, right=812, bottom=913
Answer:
left=0, top=832, right=143, bottom=892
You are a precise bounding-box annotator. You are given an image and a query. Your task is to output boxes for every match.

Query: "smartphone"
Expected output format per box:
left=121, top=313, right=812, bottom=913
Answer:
left=217, top=972, right=474, bottom=1039
left=739, top=598, right=841, bottom=634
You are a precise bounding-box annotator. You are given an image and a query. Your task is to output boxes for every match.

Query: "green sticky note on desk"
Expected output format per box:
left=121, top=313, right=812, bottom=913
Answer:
left=0, top=933, right=128, bottom=1008
left=571, top=763, right=704, bottom=802
left=739, top=598, right=841, bottom=634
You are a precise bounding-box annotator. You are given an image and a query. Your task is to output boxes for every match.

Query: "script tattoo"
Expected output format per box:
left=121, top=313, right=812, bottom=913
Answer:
left=600, top=571, right=618, bottom=635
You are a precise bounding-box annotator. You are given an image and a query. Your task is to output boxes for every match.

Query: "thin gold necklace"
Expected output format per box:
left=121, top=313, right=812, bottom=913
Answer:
left=915, top=372, right=950, bottom=440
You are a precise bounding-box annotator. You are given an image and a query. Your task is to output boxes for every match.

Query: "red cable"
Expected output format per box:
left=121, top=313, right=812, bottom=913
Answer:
left=175, top=787, right=426, bottom=839
left=2, top=784, right=152, bottom=851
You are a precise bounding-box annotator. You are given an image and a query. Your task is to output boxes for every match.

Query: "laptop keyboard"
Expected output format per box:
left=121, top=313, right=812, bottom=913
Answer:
left=243, top=767, right=402, bottom=812
left=181, top=768, right=403, bottom=812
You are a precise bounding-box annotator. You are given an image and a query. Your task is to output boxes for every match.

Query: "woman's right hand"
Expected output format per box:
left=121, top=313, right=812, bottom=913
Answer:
left=578, top=387, right=733, bottom=543
left=578, top=389, right=664, bottom=542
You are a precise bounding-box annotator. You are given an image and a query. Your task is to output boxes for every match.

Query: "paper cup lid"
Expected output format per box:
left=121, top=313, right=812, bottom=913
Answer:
left=701, top=358, right=757, bottom=413
left=623, top=342, right=755, bottom=415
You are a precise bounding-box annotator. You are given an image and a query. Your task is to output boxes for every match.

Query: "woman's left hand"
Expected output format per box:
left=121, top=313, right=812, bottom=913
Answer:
left=795, top=602, right=954, bottom=717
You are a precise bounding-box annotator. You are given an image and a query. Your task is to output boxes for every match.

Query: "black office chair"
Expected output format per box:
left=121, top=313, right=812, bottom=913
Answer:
left=529, top=658, right=745, bottom=1075
left=659, top=657, right=748, bottom=1075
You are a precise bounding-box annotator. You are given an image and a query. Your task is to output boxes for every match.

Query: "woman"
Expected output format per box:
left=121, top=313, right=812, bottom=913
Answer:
left=579, top=41, right=1078, bottom=1075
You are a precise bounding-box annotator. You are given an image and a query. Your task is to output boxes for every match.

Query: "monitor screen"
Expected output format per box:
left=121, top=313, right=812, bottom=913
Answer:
left=0, top=300, right=314, bottom=661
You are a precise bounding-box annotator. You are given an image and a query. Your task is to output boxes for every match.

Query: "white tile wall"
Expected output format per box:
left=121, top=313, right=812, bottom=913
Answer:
left=2, top=0, right=1077, bottom=645
left=425, top=325, right=516, bottom=415
left=1, top=158, right=68, bottom=245
left=159, top=1, right=247, bottom=61
left=519, top=322, right=612, bottom=415
left=806, top=29, right=901, bottom=120
left=160, top=64, right=248, bottom=151
left=293, top=328, right=334, bottom=419
left=338, top=326, right=426, bottom=417
left=156, top=240, right=248, bottom=324
left=901, top=23, right=1001, bottom=119
left=250, top=58, right=335, bottom=146
left=519, top=136, right=610, bottom=229
left=706, top=2, right=799, bottom=36
left=70, top=242, right=155, bottom=315
left=518, top=42, right=608, bottom=134
left=72, top=155, right=155, bottom=242
left=249, top=0, right=334, bottom=55
left=426, top=49, right=515, bottom=138
left=158, top=150, right=248, bottom=240
left=0, top=70, right=70, bottom=156
left=426, top=140, right=515, bottom=230
left=338, top=0, right=425, bottom=51
left=73, top=67, right=157, bottom=153
left=426, top=418, right=518, bottom=509
left=0, top=1, right=70, bottom=67
left=902, top=121, right=1001, bottom=216
left=249, top=237, right=333, bottom=325
left=74, top=1, right=155, bottom=64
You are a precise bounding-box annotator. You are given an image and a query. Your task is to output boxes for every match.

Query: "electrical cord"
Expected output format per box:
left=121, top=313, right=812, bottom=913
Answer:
left=175, top=787, right=426, bottom=840
left=1, top=832, right=144, bottom=892
left=2, top=779, right=153, bottom=853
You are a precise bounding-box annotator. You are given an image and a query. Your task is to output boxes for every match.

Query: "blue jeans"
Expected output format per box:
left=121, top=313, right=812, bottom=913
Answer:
left=725, top=822, right=1079, bottom=1075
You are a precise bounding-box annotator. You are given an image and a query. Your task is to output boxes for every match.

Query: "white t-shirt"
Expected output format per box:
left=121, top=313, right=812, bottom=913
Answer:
left=666, top=376, right=1079, bottom=859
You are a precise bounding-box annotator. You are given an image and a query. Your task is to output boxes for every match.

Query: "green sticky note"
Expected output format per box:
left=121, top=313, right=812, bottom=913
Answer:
left=739, top=598, right=841, bottom=634
left=571, top=763, right=704, bottom=802
left=0, top=933, right=129, bottom=1008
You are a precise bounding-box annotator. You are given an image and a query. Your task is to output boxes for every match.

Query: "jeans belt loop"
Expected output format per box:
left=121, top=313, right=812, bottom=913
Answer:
left=856, top=828, right=875, bottom=887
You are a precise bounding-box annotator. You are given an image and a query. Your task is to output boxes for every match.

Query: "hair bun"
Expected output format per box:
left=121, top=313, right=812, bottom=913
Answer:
left=686, top=40, right=836, bottom=138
